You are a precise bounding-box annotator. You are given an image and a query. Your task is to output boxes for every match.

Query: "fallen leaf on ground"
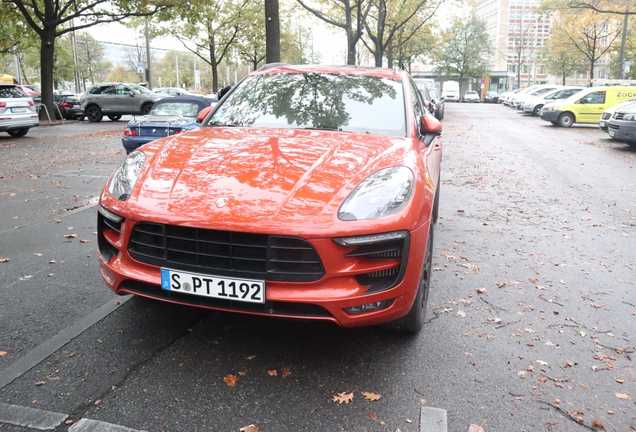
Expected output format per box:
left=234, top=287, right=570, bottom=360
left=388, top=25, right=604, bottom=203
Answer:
left=239, top=425, right=259, bottom=432
left=457, top=310, right=466, bottom=318
left=615, top=392, right=631, bottom=400
left=281, top=367, right=291, bottom=378
left=0, top=351, right=8, bottom=357
left=468, top=425, right=485, bottom=432
left=34, top=381, right=46, bottom=386
left=33, top=253, right=43, bottom=257
left=0, top=257, right=9, bottom=263
left=361, top=391, right=381, bottom=401
left=615, top=378, right=624, bottom=384
left=267, top=369, right=278, bottom=376
left=64, top=234, right=77, bottom=239
left=476, top=287, right=487, bottom=294
left=591, top=419, right=605, bottom=430
left=332, top=392, right=354, bottom=404
left=223, top=374, right=238, bottom=387
left=79, top=239, right=90, bottom=244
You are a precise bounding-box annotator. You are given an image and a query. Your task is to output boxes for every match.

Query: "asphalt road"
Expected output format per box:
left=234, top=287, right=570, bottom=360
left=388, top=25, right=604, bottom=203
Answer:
left=0, top=106, right=634, bottom=432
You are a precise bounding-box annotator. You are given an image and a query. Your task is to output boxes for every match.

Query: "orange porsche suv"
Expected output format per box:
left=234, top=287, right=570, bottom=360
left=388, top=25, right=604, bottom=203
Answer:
left=97, top=64, right=443, bottom=333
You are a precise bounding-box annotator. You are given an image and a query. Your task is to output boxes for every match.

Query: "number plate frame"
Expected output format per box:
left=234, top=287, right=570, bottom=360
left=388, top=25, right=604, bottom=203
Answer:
left=160, top=268, right=265, bottom=304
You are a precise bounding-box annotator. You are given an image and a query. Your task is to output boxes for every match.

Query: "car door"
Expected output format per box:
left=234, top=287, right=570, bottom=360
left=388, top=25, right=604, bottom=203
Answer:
left=115, top=85, right=135, bottom=113
left=575, top=90, right=606, bottom=123
left=98, top=86, right=119, bottom=112
left=409, top=78, right=441, bottom=193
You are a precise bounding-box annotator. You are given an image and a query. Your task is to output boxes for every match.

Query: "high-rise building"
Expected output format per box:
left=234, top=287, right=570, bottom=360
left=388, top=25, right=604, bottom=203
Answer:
left=473, top=0, right=553, bottom=90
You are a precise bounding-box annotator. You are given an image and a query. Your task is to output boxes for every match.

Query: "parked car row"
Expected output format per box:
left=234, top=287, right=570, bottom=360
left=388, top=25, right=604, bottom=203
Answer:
left=500, top=84, right=636, bottom=146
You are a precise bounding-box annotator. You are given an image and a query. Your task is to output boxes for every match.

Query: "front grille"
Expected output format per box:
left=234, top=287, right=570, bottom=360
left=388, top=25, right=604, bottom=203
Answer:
left=122, top=280, right=331, bottom=317
left=128, top=222, right=324, bottom=282
left=614, top=112, right=625, bottom=120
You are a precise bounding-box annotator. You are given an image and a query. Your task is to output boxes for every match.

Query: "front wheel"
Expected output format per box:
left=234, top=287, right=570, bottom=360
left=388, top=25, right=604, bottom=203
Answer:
left=533, top=105, right=543, bottom=116
left=393, top=225, right=434, bottom=334
left=141, top=102, right=153, bottom=115
left=558, top=112, right=575, bottom=128
left=7, top=128, right=29, bottom=137
left=107, top=114, right=122, bottom=122
left=86, top=105, right=103, bottom=122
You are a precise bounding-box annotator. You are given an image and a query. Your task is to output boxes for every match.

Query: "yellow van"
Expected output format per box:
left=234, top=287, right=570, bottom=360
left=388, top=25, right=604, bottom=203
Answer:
left=540, top=86, right=636, bottom=127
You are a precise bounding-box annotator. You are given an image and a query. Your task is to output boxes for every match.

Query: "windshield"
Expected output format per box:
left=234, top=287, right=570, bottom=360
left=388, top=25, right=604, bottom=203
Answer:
left=132, top=85, right=152, bottom=94
left=0, top=86, right=25, bottom=98
left=151, top=101, right=200, bottom=117
left=208, top=72, right=406, bottom=136
left=546, top=88, right=582, bottom=100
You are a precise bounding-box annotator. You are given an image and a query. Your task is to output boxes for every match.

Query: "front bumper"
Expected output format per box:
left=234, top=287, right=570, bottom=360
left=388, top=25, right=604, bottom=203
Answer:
left=540, top=110, right=561, bottom=123
left=607, top=120, right=636, bottom=142
left=97, top=205, right=431, bottom=327
left=0, top=114, right=39, bottom=131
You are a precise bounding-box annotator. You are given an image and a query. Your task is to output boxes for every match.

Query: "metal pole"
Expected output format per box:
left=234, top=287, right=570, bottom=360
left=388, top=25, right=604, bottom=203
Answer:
left=70, top=21, right=81, bottom=93
left=144, top=19, right=152, bottom=88
left=14, top=53, right=21, bottom=84
left=619, top=4, right=629, bottom=80
left=175, top=55, right=180, bottom=87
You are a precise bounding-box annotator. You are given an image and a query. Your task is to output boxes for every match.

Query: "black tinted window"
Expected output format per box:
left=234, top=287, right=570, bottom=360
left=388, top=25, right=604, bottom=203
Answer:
left=0, top=86, right=25, bottom=98
left=209, top=73, right=406, bottom=136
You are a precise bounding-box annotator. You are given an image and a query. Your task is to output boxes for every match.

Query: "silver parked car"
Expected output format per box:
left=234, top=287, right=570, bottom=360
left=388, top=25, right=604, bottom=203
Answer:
left=0, top=85, right=39, bottom=137
left=80, top=83, right=163, bottom=122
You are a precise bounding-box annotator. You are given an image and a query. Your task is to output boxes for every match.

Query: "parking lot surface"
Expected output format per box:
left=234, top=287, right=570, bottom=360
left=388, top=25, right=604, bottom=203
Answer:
left=1, top=105, right=635, bottom=431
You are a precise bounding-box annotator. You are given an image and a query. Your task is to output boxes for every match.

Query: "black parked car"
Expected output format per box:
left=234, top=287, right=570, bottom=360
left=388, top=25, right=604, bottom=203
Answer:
left=54, top=92, right=83, bottom=120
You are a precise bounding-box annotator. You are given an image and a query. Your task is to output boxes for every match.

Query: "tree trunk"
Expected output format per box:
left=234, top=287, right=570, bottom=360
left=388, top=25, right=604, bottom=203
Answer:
left=374, top=48, right=383, bottom=67
left=346, top=30, right=356, bottom=65
left=589, top=61, right=595, bottom=87
left=40, top=29, right=57, bottom=120
left=387, top=44, right=393, bottom=69
left=264, top=0, right=280, bottom=63
left=562, top=71, right=566, bottom=86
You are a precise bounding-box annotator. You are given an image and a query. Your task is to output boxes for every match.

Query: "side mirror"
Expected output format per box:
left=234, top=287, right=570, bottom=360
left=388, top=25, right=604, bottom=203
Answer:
left=420, top=113, right=442, bottom=136
left=197, top=106, right=212, bottom=123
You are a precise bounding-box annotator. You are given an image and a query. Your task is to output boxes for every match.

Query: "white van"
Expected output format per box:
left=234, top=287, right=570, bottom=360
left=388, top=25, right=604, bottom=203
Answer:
left=442, top=81, right=460, bottom=102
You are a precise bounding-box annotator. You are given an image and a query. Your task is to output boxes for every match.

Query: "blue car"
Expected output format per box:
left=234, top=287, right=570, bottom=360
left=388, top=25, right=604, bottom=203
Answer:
left=121, top=96, right=216, bottom=153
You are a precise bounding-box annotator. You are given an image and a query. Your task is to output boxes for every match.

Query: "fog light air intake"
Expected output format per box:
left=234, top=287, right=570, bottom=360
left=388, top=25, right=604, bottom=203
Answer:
left=334, top=231, right=409, bottom=292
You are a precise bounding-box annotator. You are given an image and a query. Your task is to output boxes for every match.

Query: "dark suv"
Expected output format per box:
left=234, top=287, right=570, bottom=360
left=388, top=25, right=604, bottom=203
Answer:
left=80, top=83, right=163, bottom=122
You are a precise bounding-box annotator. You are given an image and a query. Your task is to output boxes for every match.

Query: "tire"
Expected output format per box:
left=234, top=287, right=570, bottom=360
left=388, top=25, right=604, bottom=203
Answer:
left=7, top=128, right=29, bottom=137
left=533, top=105, right=543, bottom=116
left=558, top=112, right=575, bottom=128
left=432, top=179, right=440, bottom=223
left=141, top=102, right=153, bottom=115
left=86, top=105, right=103, bottom=122
left=393, top=224, right=434, bottom=334
left=108, top=114, right=122, bottom=122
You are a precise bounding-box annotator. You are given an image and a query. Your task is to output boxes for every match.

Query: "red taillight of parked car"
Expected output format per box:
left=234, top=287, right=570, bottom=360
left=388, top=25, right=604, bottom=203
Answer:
left=0, top=102, right=6, bottom=108
left=61, top=101, right=72, bottom=109
left=123, top=128, right=138, bottom=137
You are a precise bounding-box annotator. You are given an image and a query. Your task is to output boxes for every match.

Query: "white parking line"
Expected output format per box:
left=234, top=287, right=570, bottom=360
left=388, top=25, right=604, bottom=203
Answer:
left=0, top=402, right=146, bottom=432
left=0, top=402, right=68, bottom=430
left=69, top=418, right=147, bottom=432
left=420, top=406, right=448, bottom=432
left=0, top=296, right=131, bottom=390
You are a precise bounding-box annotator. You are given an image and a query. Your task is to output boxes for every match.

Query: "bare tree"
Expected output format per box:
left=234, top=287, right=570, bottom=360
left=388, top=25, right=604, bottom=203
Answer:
left=363, top=0, right=440, bottom=67
left=563, top=16, right=622, bottom=85
left=296, top=0, right=370, bottom=65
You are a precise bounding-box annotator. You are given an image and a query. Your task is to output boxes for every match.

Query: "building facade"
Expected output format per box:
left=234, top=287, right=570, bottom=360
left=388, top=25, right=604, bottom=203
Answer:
left=473, top=0, right=554, bottom=90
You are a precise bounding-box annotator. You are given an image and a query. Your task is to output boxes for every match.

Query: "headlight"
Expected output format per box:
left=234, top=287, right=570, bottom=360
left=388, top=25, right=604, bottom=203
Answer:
left=623, top=113, right=636, bottom=121
left=108, top=151, right=146, bottom=200
left=338, top=166, right=413, bottom=221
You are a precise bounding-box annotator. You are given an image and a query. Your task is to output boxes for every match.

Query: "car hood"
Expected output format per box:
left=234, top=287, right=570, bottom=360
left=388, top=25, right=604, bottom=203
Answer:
left=123, top=127, right=412, bottom=234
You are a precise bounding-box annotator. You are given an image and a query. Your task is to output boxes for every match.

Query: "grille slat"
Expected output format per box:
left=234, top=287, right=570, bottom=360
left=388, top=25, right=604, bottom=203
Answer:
left=129, top=222, right=324, bottom=282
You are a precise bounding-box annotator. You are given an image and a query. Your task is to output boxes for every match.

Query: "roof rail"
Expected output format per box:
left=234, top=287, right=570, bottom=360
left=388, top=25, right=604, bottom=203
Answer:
left=257, top=62, right=289, bottom=71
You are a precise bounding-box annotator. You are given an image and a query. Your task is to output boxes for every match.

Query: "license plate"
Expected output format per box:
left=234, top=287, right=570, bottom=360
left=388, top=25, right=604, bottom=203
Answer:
left=12, top=107, right=28, bottom=113
left=160, top=268, right=265, bottom=304
left=608, top=129, right=615, bottom=137
left=72, top=104, right=80, bottom=108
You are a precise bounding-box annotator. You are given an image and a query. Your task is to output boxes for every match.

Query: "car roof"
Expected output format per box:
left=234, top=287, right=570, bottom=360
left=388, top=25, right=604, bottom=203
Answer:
left=252, top=64, right=403, bottom=81
left=155, top=95, right=215, bottom=106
